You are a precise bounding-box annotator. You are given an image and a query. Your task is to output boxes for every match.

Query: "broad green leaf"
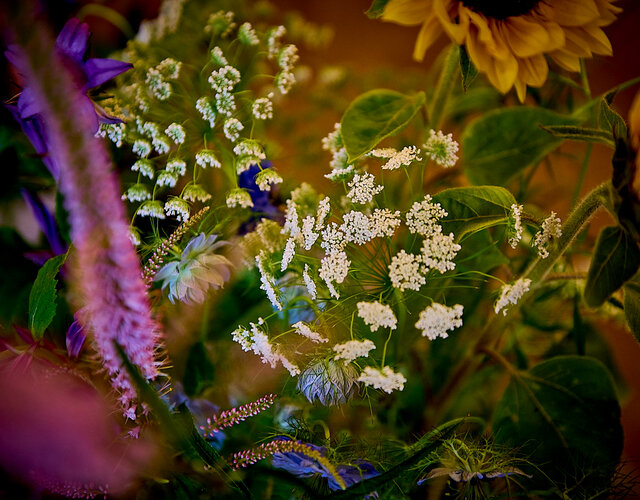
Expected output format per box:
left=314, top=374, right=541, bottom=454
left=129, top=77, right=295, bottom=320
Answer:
left=624, top=274, right=640, bottom=343
left=540, top=125, right=614, bottom=148
left=493, top=356, right=622, bottom=486
left=366, top=0, right=391, bottom=18
left=459, top=46, right=477, bottom=93
left=341, top=89, right=425, bottom=163
left=462, top=107, right=580, bottom=186
left=432, top=186, right=516, bottom=240
left=183, top=341, right=215, bottom=396
left=599, top=92, right=627, bottom=137
left=28, top=252, right=67, bottom=340
left=584, top=226, right=640, bottom=308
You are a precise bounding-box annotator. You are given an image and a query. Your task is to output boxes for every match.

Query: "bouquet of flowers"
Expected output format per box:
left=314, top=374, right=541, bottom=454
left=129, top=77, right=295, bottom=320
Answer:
left=2, top=0, right=639, bottom=497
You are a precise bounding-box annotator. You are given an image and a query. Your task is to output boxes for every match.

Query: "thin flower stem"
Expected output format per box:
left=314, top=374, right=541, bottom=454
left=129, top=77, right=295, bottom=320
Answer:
left=381, top=328, right=393, bottom=366
left=428, top=45, right=459, bottom=130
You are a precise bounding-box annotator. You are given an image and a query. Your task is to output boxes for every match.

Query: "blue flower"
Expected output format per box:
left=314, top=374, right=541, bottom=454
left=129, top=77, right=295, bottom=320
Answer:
left=237, top=162, right=283, bottom=228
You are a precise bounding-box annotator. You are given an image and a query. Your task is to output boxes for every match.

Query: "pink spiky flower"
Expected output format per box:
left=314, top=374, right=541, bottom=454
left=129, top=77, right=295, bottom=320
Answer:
left=200, top=394, right=277, bottom=437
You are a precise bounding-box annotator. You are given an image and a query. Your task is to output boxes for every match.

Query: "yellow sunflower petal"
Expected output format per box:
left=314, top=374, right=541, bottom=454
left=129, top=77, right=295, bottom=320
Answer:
left=518, top=54, right=548, bottom=87
left=464, top=9, right=508, bottom=60
left=595, top=0, right=623, bottom=26
left=413, top=14, right=445, bottom=61
left=563, top=29, right=594, bottom=57
left=537, top=0, right=600, bottom=27
left=583, top=24, right=613, bottom=55
left=549, top=50, right=581, bottom=72
left=466, top=26, right=517, bottom=94
left=434, top=0, right=468, bottom=45
left=502, top=17, right=563, bottom=58
left=514, top=79, right=527, bottom=103
left=382, top=0, right=431, bottom=26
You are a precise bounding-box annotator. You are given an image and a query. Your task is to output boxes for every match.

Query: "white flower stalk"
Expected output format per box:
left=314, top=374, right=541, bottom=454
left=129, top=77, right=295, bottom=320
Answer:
left=370, top=208, right=402, bottom=238
left=341, top=210, right=373, bottom=245
left=316, top=197, right=331, bottom=230
left=255, top=169, right=283, bottom=191
left=495, top=278, right=531, bottom=315
left=533, top=212, right=562, bottom=258
left=256, top=251, right=283, bottom=310
left=233, top=323, right=299, bottom=375
left=238, top=22, right=259, bottom=45
left=406, top=195, right=448, bottom=236
left=278, top=44, right=299, bottom=71
left=389, top=250, right=426, bottom=291
left=508, top=204, right=524, bottom=249
left=358, top=366, right=406, bottom=393
left=415, top=303, right=464, bottom=340
left=282, top=200, right=300, bottom=238
left=347, top=172, right=384, bottom=204
left=319, top=251, right=350, bottom=299
left=320, top=222, right=346, bottom=254
left=423, top=129, right=459, bottom=168
left=226, top=188, right=253, bottom=208
left=292, top=321, right=328, bottom=343
left=195, top=97, right=216, bottom=128
left=302, top=264, right=317, bottom=300
left=333, top=339, right=376, bottom=363
left=421, top=230, right=461, bottom=273
left=370, top=145, right=422, bottom=170
left=301, top=216, right=319, bottom=250
left=281, top=237, right=296, bottom=272
left=357, top=301, right=397, bottom=332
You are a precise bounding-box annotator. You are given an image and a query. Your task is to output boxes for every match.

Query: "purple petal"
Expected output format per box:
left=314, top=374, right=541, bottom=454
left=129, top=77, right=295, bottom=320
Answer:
left=21, top=189, right=67, bottom=256
left=84, top=58, right=132, bottom=89
left=5, top=45, right=27, bottom=74
left=6, top=105, right=47, bottom=153
left=94, top=103, right=124, bottom=125
left=77, top=95, right=100, bottom=134
left=66, top=319, right=86, bottom=358
left=14, top=325, right=36, bottom=346
left=17, top=87, right=42, bottom=118
left=55, top=18, right=89, bottom=62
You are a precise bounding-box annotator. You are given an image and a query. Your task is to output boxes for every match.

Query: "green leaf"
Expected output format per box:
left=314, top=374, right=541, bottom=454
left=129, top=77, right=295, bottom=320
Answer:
left=432, top=186, right=517, bottom=240
left=623, top=274, right=640, bottom=343
left=493, top=356, right=622, bottom=487
left=183, top=341, right=215, bottom=397
left=584, top=226, right=640, bottom=308
left=365, top=0, right=391, bottom=18
left=341, top=89, right=425, bottom=163
left=599, top=92, right=627, bottom=137
left=540, top=125, right=615, bottom=148
left=462, top=107, right=580, bottom=186
left=28, top=252, right=67, bottom=340
left=459, top=46, right=477, bottom=93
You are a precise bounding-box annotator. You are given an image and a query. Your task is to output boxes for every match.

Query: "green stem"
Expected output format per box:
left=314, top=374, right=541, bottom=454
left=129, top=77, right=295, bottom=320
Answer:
left=428, top=45, right=459, bottom=130
left=525, top=181, right=611, bottom=286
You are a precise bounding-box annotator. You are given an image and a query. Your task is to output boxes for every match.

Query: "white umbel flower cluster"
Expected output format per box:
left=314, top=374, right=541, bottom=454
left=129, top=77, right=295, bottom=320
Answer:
left=495, top=278, right=531, bottom=315
left=508, top=204, right=524, bottom=249
left=406, top=195, right=448, bottom=236
left=302, top=264, right=317, bottom=300
left=421, top=230, right=461, bottom=274
left=389, top=250, right=426, bottom=291
left=341, top=211, right=373, bottom=245
left=369, top=145, right=422, bottom=170
left=226, top=188, right=253, bottom=208
left=292, top=321, right=328, bottom=343
left=319, top=251, right=350, bottom=299
left=333, top=339, right=376, bottom=363
left=357, top=301, right=397, bottom=332
left=358, top=366, right=406, bottom=393
left=422, top=129, right=459, bottom=168
left=256, top=251, right=283, bottom=310
left=280, top=237, right=296, bottom=272
left=533, top=212, right=562, bottom=258
left=232, top=323, right=299, bottom=375
left=370, top=209, right=402, bottom=238
left=347, top=173, right=384, bottom=204
left=415, top=303, right=464, bottom=340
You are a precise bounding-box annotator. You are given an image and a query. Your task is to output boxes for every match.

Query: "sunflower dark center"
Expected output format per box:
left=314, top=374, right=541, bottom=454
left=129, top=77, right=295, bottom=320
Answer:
left=462, top=0, right=541, bottom=20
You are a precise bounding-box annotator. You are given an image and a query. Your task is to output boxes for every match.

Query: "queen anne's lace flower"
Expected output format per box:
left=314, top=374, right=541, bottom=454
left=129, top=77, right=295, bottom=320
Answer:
left=183, top=184, right=212, bottom=203
left=252, top=94, right=274, bottom=120
left=195, top=149, right=221, bottom=168
left=495, top=278, right=531, bottom=315
left=357, top=301, right=397, bottom=332
left=122, top=183, right=151, bottom=202
left=226, top=188, right=253, bottom=208
left=508, top=204, right=524, bottom=249
left=340, top=211, right=373, bottom=245
left=132, top=159, right=154, bottom=179
left=406, top=195, right=447, bottom=236
left=319, top=251, right=350, bottom=299
left=370, top=145, right=422, bottom=170
left=533, top=212, right=562, bottom=258
left=256, top=169, right=283, bottom=191
left=358, top=366, right=406, bottom=393
left=333, top=339, right=376, bottom=363
left=292, top=321, right=328, bottom=343
left=422, top=129, right=459, bottom=168
left=316, top=197, right=331, bottom=230
left=415, top=303, right=464, bottom=340
left=256, top=251, right=283, bottom=310
left=281, top=237, right=296, bottom=272
left=302, top=264, right=317, bottom=300
left=137, top=200, right=165, bottom=219
left=301, top=216, right=319, bottom=250
left=420, top=230, right=461, bottom=273
left=347, top=173, right=383, bottom=204
left=370, top=208, right=401, bottom=238
left=154, top=233, right=231, bottom=304
left=164, top=197, right=190, bottom=221
left=320, top=222, right=346, bottom=254
left=389, top=250, right=425, bottom=291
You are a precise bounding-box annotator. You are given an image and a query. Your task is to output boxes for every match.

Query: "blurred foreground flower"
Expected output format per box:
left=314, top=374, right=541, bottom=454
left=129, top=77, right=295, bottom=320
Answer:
left=155, top=233, right=231, bottom=304
left=381, top=0, right=620, bottom=101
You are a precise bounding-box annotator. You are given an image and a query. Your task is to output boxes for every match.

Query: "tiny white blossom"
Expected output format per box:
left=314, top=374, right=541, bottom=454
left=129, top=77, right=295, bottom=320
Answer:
left=509, top=204, right=524, bottom=249
left=131, top=159, right=154, bottom=179
left=322, top=123, right=342, bottom=153
left=301, top=216, right=319, bottom=250
left=232, top=326, right=253, bottom=351
left=415, top=303, right=464, bottom=340
left=152, top=135, right=171, bottom=155
left=215, top=90, right=236, bottom=116
left=358, top=366, right=406, bottom=393
left=195, top=149, right=221, bottom=168
left=223, top=118, right=244, bottom=142
left=406, top=195, right=448, bottom=236
left=166, top=159, right=186, bottom=176
left=341, top=210, right=373, bottom=245
left=156, top=170, right=178, bottom=187
left=137, top=200, right=165, bottom=219
left=282, top=200, right=300, bottom=238
left=302, top=264, right=317, bottom=300
left=252, top=93, right=274, bottom=120
left=278, top=44, right=299, bottom=71
left=164, top=197, right=190, bottom=221
left=281, top=237, right=296, bottom=272
left=275, top=71, right=296, bottom=95
left=389, top=250, right=426, bottom=291
left=423, top=129, right=459, bottom=168
left=238, top=22, right=259, bottom=45
left=132, top=139, right=151, bottom=158
left=370, top=208, right=401, bottom=238
left=196, top=97, right=216, bottom=128
left=333, top=339, right=376, bottom=363
left=320, top=222, right=346, bottom=254
left=533, top=212, right=562, bottom=258
left=266, top=25, right=286, bottom=59
left=250, top=326, right=280, bottom=368
left=316, top=197, right=331, bottom=230
left=255, top=169, right=283, bottom=191
left=210, top=46, right=228, bottom=65
left=279, top=355, right=300, bottom=376
left=420, top=230, right=461, bottom=273
left=208, top=65, right=241, bottom=92
left=495, top=278, right=531, bottom=315
left=256, top=251, right=283, bottom=310
left=122, top=183, right=151, bottom=202
left=319, top=251, right=350, bottom=298
left=357, top=301, right=397, bottom=332
left=325, top=163, right=355, bottom=182
left=226, top=188, right=253, bottom=208
left=183, top=184, right=212, bottom=202
left=157, top=58, right=181, bottom=79
left=347, top=173, right=384, bottom=204
left=370, top=146, right=422, bottom=170
left=292, top=321, right=328, bottom=343
left=146, top=68, right=171, bottom=100
left=165, top=123, right=185, bottom=144
left=97, top=123, right=124, bottom=147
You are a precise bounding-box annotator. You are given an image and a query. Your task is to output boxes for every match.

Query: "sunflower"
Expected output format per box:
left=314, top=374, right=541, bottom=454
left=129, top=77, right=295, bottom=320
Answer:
left=381, top=0, right=621, bottom=101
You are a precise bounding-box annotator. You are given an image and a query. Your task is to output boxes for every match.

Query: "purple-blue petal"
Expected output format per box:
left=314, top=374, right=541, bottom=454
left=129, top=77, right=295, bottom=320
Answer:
left=17, top=87, right=42, bottom=119
left=77, top=95, right=100, bottom=134
left=55, top=18, right=89, bottom=62
left=66, top=319, right=86, bottom=358
left=21, top=189, right=67, bottom=256
left=84, top=58, right=133, bottom=89
left=95, top=103, right=124, bottom=125
left=6, top=105, right=47, bottom=154
left=5, top=45, right=27, bottom=74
